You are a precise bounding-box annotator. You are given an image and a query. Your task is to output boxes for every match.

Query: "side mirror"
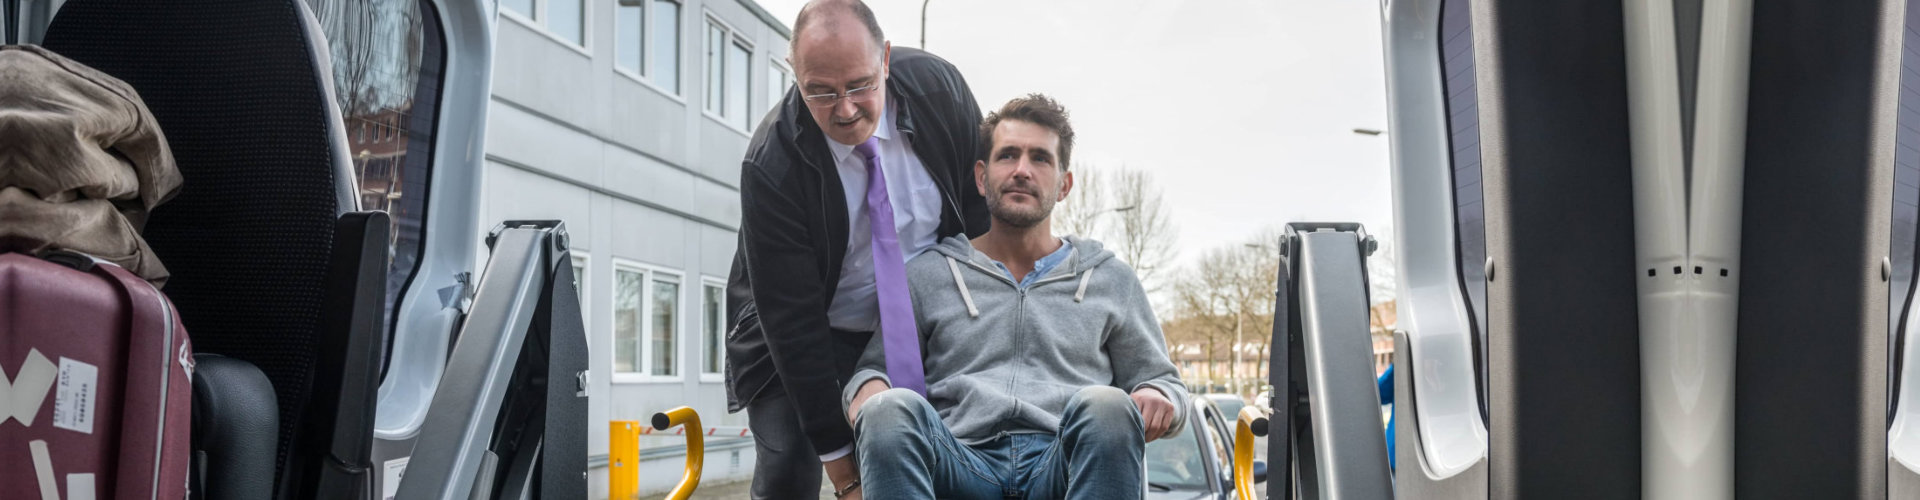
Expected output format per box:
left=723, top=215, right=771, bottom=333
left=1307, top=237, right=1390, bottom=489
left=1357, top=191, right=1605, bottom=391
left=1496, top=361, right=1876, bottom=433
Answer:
left=1253, top=460, right=1269, bottom=484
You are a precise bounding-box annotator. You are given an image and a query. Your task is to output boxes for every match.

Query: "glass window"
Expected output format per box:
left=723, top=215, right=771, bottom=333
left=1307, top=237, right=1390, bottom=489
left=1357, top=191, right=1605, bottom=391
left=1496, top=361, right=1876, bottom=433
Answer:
left=703, top=283, right=724, bottom=374
left=502, top=0, right=533, bottom=17
left=614, top=268, right=643, bottom=373
left=303, top=0, right=443, bottom=367
left=705, top=21, right=725, bottom=113
left=1144, top=415, right=1208, bottom=490
left=549, top=0, right=585, bottom=46
left=769, top=63, right=791, bottom=115
left=1440, top=0, right=1490, bottom=417
left=651, top=277, right=680, bottom=376
left=652, top=0, right=681, bottom=93
left=728, top=40, right=751, bottom=129
left=615, top=1, right=643, bottom=71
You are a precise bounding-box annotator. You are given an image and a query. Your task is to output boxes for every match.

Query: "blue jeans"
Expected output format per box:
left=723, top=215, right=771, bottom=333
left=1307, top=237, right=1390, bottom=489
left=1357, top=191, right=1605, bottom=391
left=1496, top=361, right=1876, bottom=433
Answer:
left=855, top=386, right=1146, bottom=499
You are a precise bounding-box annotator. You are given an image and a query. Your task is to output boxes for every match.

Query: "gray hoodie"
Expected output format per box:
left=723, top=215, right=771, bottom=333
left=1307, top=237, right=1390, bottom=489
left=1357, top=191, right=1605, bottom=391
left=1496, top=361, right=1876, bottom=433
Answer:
left=844, top=235, right=1191, bottom=445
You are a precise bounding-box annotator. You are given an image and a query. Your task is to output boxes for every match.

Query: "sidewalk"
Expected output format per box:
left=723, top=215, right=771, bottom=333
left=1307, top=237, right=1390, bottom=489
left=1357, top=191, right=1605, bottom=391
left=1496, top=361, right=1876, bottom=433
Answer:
left=636, top=473, right=834, bottom=499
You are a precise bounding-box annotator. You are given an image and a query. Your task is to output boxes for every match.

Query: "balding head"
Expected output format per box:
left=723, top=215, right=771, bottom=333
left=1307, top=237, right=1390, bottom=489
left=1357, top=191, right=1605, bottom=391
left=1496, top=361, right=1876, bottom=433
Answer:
left=788, top=0, right=892, bottom=146
left=791, top=0, right=885, bottom=65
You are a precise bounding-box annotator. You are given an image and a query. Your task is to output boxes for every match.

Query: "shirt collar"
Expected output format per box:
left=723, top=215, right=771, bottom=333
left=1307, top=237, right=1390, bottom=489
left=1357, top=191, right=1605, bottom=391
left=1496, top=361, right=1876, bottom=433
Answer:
left=826, top=102, right=897, bottom=164
left=992, top=239, right=1076, bottom=287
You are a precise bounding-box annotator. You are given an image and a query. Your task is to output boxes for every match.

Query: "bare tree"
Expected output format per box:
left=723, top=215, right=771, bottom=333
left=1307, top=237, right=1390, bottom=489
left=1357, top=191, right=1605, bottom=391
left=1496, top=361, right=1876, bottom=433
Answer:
left=1052, top=164, right=1109, bottom=240
left=1108, top=169, right=1179, bottom=291
left=1167, top=232, right=1282, bottom=395
left=1050, top=164, right=1178, bottom=291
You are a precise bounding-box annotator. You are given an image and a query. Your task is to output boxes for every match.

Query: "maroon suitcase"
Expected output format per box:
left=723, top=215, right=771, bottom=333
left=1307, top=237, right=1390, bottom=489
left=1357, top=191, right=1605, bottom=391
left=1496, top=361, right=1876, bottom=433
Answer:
left=0, top=252, right=193, bottom=499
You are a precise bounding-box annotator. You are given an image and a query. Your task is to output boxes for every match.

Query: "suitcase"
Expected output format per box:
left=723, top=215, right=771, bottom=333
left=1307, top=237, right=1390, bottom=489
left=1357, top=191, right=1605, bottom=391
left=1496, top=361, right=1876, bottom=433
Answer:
left=0, top=251, right=193, bottom=499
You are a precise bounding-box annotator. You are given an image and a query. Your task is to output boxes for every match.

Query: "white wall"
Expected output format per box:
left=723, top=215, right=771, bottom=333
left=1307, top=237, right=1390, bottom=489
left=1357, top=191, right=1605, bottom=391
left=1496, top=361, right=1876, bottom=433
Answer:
left=480, top=0, right=791, bottom=496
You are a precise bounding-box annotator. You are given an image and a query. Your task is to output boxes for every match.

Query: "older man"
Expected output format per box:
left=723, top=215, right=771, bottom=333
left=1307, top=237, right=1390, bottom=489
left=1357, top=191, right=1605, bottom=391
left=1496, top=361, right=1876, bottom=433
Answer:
left=723, top=0, right=988, bottom=498
left=845, top=94, right=1189, bottom=499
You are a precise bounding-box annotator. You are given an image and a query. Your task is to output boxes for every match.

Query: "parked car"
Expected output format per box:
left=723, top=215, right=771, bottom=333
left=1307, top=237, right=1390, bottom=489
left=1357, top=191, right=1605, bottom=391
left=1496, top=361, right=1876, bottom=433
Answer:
left=1203, top=393, right=1249, bottom=423
left=1147, top=397, right=1267, bottom=499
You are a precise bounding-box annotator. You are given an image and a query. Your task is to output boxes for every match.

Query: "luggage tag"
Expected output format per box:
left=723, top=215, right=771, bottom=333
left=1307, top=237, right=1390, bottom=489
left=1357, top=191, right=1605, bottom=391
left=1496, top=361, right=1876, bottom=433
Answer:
left=53, top=357, right=98, bottom=434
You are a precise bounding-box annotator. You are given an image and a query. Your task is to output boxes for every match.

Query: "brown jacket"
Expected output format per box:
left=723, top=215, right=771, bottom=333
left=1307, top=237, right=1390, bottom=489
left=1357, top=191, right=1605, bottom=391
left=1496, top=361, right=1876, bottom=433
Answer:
left=0, top=45, right=180, bottom=284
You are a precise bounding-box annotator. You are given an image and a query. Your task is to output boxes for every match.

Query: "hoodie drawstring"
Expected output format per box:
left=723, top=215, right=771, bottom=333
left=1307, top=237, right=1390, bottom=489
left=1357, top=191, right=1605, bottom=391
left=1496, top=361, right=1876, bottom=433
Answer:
left=948, top=256, right=980, bottom=317
left=1075, top=268, right=1093, bottom=303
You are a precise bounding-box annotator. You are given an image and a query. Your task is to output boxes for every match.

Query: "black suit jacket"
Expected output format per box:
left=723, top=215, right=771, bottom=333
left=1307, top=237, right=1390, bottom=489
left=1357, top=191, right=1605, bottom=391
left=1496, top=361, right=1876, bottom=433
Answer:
left=724, top=47, right=990, bottom=454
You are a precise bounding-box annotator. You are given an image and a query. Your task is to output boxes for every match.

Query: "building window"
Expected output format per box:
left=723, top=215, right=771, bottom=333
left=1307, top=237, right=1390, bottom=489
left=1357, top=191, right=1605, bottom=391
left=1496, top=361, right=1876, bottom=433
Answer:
left=615, top=0, right=680, bottom=94
left=500, top=0, right=586, bottom=48
left=728, top=39, right=752, bottom=130
left=503, top=0, right=534, bottom=17
left=650, top=275, right=680, bottom=377
left=705, top=20, right=725, bottom=114
left=549, top=0, right=585, bottom=46
left=769, top=61, right=792, bottom=115
left=702, top=280, right=725, bottom=377
left=615, top=1, right=643, bottom=71
left=652, top=0, right=681, bottom=93
left=614, top=262, right=682, bottom=379
left=615, top=268, right=643, bottom=374
left=705, top=14, right=755, bottom=131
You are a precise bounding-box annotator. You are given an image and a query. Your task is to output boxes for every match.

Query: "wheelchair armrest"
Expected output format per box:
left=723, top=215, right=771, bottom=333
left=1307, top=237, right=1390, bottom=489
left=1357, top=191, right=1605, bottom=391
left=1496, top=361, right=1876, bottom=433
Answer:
left=191, top=354, right=279, bottom=500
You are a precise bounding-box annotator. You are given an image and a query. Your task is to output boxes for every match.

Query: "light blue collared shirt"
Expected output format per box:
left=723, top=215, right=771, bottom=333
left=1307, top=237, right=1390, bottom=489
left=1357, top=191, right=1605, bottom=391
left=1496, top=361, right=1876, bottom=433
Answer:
left=993, top=240, right=1074, bottom=288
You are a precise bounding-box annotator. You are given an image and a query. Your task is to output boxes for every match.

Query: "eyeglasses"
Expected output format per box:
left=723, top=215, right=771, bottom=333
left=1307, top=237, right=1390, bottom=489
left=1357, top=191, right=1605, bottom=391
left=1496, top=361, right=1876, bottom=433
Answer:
left=801, top=83, right=881, bottom=107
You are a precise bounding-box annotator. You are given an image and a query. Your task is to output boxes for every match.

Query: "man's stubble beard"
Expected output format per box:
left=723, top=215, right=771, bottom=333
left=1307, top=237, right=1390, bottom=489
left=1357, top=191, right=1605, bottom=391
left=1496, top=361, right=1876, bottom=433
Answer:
left=987, top=183, right=1055, bottom=229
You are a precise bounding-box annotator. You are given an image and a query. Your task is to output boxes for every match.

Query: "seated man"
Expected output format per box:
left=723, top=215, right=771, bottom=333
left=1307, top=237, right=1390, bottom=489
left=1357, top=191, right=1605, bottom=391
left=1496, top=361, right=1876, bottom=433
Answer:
left=844, top=94, right=1189, bottom=499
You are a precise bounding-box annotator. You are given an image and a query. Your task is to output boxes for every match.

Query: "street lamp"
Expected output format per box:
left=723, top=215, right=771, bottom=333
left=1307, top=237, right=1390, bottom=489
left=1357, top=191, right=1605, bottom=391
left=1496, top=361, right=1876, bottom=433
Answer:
left=921, top=0, right=933, bottom=48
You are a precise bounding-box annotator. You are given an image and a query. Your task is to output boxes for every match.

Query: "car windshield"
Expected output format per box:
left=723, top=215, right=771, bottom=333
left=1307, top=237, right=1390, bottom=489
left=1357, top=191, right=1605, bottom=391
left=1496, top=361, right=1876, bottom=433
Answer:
left=1146, top=421, right=1211, bottom=490
left=1213, top=397, right=1246, bottom=419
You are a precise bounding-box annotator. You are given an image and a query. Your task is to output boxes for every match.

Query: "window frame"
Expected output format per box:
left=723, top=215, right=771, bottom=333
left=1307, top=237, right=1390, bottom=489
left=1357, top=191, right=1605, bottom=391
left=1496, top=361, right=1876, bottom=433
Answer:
left=699, top=277, right=727, bottom=382
left=499, top=0, right=593, bottom=56
left=701, top=11, right=754, bottom=136
left=726, top=37, right=755, bottom=131
left=612, top=0, right=683, bottom=100
left=611, top=259, right=686, bottom=383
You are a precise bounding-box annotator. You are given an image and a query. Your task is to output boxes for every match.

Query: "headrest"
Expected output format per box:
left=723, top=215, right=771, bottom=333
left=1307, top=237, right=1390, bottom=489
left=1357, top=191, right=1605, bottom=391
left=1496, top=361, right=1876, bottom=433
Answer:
left=0, top=44, right=180, bottom=284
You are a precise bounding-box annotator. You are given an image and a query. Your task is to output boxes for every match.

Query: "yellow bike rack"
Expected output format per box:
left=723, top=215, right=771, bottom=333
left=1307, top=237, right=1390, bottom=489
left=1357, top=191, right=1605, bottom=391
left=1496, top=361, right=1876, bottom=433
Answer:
left=608, top=407, right=704, bottom=500
left=654, top=406, right=704, bottom=500
left=1234, top=406, right=1270, bottom=500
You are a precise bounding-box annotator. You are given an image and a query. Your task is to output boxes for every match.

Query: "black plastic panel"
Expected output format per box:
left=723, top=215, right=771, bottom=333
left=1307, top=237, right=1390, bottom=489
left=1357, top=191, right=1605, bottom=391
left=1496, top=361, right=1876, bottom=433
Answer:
left=1889, top=0, right=1920, bottom=419
left=1472, top=0, right=1643, bottom=497
left=1737, top=0, right=1894, bottom=496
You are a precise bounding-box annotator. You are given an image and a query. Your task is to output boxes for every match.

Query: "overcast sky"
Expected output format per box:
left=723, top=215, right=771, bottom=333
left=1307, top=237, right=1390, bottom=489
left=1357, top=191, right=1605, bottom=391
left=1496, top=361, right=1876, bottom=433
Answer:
left=757, top=0, right=1394, bottom=270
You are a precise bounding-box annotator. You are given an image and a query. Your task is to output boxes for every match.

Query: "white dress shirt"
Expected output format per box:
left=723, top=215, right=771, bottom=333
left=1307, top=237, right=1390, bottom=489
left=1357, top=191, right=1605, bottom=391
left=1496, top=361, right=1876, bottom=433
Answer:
left=818, top=104, right=943, bottom=462
left=825, top=103, right=944, bottom=333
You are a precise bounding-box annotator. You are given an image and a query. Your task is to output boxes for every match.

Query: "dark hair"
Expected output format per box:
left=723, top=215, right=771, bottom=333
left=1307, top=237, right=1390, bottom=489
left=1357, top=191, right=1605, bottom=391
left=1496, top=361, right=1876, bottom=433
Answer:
left=980, top=94, right=1076, bottom=170
left=791, top=0, right=886, bottom=56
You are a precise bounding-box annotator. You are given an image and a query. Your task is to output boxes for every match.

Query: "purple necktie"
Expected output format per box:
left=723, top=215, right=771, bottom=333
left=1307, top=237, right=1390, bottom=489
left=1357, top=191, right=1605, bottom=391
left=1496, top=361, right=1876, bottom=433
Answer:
left=856, top=138, right=928, bottom=396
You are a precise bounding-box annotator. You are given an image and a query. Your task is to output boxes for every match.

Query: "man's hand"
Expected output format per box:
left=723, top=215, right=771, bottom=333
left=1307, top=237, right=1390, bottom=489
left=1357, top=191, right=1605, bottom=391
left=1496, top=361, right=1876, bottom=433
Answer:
left=823, top=455, right=861, bottom=500
left=846, top=379, right=892, bottom=426
left=1132, top=388, right=1175, bottom=442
